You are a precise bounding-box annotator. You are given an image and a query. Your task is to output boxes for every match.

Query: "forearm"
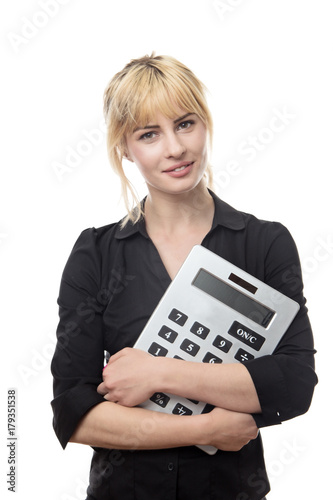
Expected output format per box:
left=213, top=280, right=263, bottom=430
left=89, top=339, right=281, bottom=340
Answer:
left=70, top=401, right=204, bottom=450
left=99, top=347, right=261, bottom=414
left=69, top=401, right=258, bottom=452
left=156, top=358, right=261, bottom=414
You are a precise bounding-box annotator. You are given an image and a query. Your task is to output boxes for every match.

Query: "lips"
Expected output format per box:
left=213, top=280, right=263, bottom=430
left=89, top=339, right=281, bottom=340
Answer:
left=163, top=161, right=194, bottom=173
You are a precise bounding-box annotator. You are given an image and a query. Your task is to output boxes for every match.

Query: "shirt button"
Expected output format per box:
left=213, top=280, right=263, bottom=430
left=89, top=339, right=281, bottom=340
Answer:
left=168, top=462, right=174, bottom=471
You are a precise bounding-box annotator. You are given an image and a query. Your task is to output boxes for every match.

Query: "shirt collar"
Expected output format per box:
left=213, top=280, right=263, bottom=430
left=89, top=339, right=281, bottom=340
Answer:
left=115, top=189, right=245, bottom=240
left=209, top=189, right=245, bottom=231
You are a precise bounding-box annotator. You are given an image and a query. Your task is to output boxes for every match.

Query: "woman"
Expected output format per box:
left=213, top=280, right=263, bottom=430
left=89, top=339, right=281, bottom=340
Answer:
left=51, top=54, right=317, bottom=499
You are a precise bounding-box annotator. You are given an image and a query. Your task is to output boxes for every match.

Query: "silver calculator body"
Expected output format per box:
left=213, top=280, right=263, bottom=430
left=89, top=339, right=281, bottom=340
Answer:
left=134, top=245, right=300, bottom=454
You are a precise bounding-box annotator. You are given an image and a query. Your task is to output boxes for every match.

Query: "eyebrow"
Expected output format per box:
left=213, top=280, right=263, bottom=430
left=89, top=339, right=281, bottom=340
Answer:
left=133, top=113, right=193, bottom=133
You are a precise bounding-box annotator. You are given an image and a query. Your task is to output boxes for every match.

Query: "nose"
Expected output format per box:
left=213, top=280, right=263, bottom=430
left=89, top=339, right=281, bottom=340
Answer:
left=164, top=131, right=186, bottom=158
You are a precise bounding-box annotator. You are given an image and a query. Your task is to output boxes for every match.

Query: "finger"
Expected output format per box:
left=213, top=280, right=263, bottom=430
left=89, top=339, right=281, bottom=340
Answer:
left=103, top=392, right=119, bottom=404
left=97, top=382, right=108, bottom=395
left=108, top=348, right=130, bottom=364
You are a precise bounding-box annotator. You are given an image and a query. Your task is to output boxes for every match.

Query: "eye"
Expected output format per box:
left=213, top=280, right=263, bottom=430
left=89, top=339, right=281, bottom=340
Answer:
left=177, top=120, right=195, bottom=131
left=139, top=131, right=157, bottom=141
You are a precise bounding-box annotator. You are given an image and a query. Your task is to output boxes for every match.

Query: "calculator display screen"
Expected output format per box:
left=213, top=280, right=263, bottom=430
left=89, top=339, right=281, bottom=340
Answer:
left=192, top=269, right=275, bottom=328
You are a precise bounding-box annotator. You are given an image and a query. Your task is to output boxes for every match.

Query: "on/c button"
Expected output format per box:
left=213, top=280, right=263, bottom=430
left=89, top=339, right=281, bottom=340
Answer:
left=228, top=321, right=265, bottom=351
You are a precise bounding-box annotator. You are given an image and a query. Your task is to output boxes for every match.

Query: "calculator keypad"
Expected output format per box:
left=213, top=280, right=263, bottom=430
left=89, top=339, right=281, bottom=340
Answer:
left=147, top=311, right=263, bottom=367
left=143, top=309, right=264, bottom=421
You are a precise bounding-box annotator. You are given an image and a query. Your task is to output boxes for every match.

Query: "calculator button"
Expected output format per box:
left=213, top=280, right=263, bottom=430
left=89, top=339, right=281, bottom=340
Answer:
left=172, top=403, right=193, bottom=415
left=180, top=339, right=200, bottom=357
left=202, top=352, right=223, bottom=364
left=187, top=398, right=199, bottom=404
left=150, top=392, right=170, bottom=408
left=168, top=308, right=188, bottom=326
left=174, top=355, right=184, bottom=360
left=234, top=348, right=255, bottom=363
left=190, top=321, right=210, bottom=339
left=148, top=342, right=168, bottom=357
left=212, top=335, right=232, bottom=353
left=202, top=403, right=214, bottom=414
left=158, top=325, right=178, bottom=343
left=228, top=321, right=265, bottom=351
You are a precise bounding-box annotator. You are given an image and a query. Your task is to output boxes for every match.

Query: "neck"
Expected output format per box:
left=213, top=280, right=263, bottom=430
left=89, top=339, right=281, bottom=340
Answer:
left=144, top=183, right=214, bottom=235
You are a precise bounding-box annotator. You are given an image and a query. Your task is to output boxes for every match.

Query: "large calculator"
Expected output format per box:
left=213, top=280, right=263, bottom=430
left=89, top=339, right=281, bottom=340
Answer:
left=134, top=245, right=300, bottom=454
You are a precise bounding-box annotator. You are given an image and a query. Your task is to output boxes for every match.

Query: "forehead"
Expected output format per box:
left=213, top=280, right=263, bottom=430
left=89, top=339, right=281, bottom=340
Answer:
left=126, top=86, right=196, bottom=131
left=134, top=108, right=192, bottom=129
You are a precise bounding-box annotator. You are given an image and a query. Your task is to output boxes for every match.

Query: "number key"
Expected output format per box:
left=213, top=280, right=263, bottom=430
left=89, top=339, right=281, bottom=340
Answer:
left=158, top=325, right=178, bottom=343
left=180, top=339, right=200, bottom=357
left=202, top=352, right=223, bottom=364
left=148, top=342, right=168, bottom=357
left=168, top=308, right=188, bottom=326
left=190, top=321, right=210, bottom=339
left=213, top=335, right=232, bottom=353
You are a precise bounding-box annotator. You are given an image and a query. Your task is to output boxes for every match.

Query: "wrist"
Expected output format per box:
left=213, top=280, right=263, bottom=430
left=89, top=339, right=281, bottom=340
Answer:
left=153, top=356, right=174, bottom=393
left=191, top=412, right=211, bottom=447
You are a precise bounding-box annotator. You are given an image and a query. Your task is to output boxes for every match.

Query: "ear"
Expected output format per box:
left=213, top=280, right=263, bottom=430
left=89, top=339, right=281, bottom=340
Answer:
left=122, top=144, right=133, bottom=162
left=123, top=151, right=133, bottom=162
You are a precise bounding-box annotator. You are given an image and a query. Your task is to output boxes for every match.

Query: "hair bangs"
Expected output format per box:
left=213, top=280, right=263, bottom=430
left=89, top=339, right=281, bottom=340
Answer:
left=122, top=67, right=208, bottom=136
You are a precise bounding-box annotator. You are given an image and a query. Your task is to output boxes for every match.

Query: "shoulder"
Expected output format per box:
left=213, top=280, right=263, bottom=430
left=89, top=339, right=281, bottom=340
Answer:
left=211, top=189, right=292, bottom=247
left=71, top=219, right=126, bottom=255
left=236, top=207, right=299, bottom=268
left=242, top=211, right=293, bottom=246
left=61, top=220, right=125, bottom=287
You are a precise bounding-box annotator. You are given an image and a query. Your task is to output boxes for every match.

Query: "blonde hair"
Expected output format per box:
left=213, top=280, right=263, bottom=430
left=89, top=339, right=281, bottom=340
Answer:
left=103, top=53, right=214, bottom=225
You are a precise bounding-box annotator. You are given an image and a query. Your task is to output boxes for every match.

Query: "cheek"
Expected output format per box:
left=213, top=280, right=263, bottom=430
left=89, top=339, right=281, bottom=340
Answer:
left=194, top=126, right=208, bottom=152
left=131, top=145, right=160, bottom=173
left=195, top=134, right=208, bottom=161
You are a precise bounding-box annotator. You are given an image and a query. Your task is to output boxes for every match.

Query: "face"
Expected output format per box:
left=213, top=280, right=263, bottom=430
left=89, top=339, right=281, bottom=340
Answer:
left=124, top=108, right=208, bottom=197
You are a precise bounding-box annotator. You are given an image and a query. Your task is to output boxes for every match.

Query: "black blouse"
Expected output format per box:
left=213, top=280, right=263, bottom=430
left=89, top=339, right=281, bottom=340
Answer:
left=51, top=190, right=317, bottom=500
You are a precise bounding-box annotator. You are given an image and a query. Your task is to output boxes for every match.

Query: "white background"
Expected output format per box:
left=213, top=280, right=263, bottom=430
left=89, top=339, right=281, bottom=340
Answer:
left=1, top=1, right=332, bottom=498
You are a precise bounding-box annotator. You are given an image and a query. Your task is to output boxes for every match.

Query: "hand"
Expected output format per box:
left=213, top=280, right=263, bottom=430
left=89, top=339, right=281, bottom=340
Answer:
left=205, top=407, right=259, bottom=452
left=97, top=347, right=158, bottom=407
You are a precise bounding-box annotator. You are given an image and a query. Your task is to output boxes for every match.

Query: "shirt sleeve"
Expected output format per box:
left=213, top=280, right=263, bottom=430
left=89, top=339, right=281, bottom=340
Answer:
left=50, top=228, right=106, bottom=449
left=244, top=222, right=318, bottom=428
